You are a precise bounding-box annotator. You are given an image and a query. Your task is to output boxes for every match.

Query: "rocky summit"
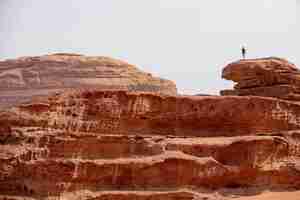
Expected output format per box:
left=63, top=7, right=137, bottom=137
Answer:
left=0, top=53, right=177, bottom=109
left=221, top=57, right=300, bottom=101
left=1, top=56, right=300, bottom=200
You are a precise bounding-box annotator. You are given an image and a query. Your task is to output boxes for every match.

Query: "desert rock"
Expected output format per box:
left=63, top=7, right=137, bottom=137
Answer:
left=221, top=57, right=300, bottom=101
left=0, top=53, right=177, bottom=109
left=2, top=57, right=300, bottom=200
left=1, top=90, right=300, bottom=199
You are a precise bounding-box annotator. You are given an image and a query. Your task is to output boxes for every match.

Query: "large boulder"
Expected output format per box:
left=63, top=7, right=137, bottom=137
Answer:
left=221, top=57, right=300, bottom=101
left=0, top=53, right=177, bottom=109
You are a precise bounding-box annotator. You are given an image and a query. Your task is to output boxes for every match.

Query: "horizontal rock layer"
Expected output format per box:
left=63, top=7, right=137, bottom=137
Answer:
left=1, top=129, right=299, bottom=198
left=3, top=90, right=300, bottom=136
left=0, top=190, right=218, bottom=200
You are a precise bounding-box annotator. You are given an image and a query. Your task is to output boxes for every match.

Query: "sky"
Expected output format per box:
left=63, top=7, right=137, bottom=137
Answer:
left=0, top=0, right=299, bottom=94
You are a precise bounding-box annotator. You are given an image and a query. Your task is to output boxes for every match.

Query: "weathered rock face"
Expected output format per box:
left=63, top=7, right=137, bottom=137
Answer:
left=0, top=53, right=177, bottom=109
left=6, top=90, right=300, bottom=135
left=221, top=57, right=300, bottom=101
left=1, top=90, right=300, bottom=200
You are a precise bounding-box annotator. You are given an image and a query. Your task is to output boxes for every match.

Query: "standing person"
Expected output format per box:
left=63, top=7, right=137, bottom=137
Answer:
left=241, top=46, right=246, bottom=59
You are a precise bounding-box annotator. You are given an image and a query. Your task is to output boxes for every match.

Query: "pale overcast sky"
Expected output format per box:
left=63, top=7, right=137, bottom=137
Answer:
left=0, top=0, right=299, bottom=94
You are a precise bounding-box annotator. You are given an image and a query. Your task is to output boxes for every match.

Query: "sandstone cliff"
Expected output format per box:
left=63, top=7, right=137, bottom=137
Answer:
left=221, top=57, right=300, bottom=101
left=0, top=53, right=177, bottom=109
left=1, top=57, right=300, bottom=200
left=1, top=90, right=300, bottom=200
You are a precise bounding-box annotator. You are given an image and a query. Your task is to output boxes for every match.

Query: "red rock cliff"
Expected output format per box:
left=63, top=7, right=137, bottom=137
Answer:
left=1, top=90, right=300, bottom=200
left=1, top=57, right=300, bottom=200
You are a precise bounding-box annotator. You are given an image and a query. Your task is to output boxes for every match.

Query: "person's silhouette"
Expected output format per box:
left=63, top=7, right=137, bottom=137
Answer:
left=241, top=46, right=246, bottom=59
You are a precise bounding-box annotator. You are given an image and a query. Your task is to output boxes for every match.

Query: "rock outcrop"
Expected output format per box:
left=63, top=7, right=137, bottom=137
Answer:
left=221, top=57, right=300, bottom=101
left=2, top=56, right=300, bottom=200
left=0, top=53, right=177, bottom=109
left=1, top=90, right=300, bottom=200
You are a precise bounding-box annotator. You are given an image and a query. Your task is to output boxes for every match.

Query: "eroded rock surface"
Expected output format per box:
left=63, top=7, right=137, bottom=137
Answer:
left=5, top=90, right=300, bottom=136
left=221, top=57, right=300, bottom=101
left=0, top=53, right=177, bottom=109
left=1, top=90, right=300, bottom=200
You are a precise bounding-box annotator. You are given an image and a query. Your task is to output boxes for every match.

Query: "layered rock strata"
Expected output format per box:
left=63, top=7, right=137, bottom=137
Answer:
left=0, top=53, right=177, bottom=109
left=221, top=57, right=300, bottom=101
left=1, top=90, right=300, bottom=200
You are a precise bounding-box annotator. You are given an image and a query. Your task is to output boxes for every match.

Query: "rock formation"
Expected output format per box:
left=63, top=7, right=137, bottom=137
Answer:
left=0, top=53, right=177, bottom=109
left=1, top=57, right=300, bottom=200
left=1, top=90, right=300, bottom=200
left=221, top=57, right=300, bottom=101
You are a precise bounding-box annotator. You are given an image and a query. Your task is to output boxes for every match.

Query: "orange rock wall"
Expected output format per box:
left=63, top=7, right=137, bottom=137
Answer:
left=1, top=91, right=300, bottom=199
